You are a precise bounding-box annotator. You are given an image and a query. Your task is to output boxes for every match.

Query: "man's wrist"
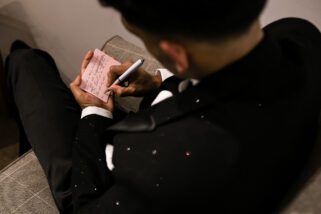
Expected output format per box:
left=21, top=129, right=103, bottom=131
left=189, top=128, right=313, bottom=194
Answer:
left=153, top=71, right=163, bottom=90
left=81, top=106, right=113, bottom=119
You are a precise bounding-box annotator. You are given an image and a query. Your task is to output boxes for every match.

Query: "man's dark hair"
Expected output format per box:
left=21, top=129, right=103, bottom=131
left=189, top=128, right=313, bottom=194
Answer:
left=99, top=0, right=267, bottom=40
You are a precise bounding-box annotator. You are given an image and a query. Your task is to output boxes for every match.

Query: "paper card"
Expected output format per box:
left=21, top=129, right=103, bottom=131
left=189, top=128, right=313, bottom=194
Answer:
left=80, top=49, right=121, bottom=102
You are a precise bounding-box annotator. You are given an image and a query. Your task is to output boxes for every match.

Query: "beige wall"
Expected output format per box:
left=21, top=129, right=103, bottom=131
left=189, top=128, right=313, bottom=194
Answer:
left=0, top=0, right=144, bottom=82
left=0, top=0, right=321, bottom=82
left=262, top=0, right=321, bottom=29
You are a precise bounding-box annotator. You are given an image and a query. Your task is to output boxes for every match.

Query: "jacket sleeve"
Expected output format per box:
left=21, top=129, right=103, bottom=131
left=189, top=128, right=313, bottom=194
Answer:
left=72, top=114, right=148, bottom=213
left=72, top=114, right=115, bottom=212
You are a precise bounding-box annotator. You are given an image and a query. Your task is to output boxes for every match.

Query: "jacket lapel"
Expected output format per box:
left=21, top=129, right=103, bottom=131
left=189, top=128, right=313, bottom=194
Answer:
left=106, top=83, right=217, bottom=133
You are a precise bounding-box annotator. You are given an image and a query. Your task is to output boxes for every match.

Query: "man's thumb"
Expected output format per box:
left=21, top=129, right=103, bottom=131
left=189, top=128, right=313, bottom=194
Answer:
left=108, top=85, right=126, bottom=96
left=70, top=75, right=81, bottom=88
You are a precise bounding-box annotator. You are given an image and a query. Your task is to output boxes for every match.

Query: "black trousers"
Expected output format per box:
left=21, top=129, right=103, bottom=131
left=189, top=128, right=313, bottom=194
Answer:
left=5, top=49, right=81, bottom=213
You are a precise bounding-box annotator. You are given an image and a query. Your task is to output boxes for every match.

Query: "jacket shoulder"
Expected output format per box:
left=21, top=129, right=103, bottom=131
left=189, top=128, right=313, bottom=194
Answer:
left=264, top=18, right=321, bottom=42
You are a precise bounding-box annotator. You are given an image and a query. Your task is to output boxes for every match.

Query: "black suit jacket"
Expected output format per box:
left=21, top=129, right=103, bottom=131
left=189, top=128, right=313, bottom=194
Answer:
left=72, top=18, right=321, bottom=213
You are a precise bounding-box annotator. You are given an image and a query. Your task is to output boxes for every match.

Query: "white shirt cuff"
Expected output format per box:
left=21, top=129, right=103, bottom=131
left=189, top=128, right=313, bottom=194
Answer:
left=81, top=106, right=113, bottom=119
left=157, top=68, right=173, bottom=82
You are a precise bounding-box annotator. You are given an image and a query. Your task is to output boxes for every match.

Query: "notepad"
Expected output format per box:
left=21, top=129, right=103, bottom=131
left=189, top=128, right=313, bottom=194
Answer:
left=80, top=49, right=121, bottom=102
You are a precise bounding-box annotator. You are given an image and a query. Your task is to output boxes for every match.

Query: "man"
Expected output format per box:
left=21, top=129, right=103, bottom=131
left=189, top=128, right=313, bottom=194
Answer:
left=69, top=0, right=321, bottom=213
left=4, top=0, right=321, bottom=214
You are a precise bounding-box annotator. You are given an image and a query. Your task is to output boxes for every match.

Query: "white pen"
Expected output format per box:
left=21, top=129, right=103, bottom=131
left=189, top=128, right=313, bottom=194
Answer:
left=111, top=59, right=144, bottom=86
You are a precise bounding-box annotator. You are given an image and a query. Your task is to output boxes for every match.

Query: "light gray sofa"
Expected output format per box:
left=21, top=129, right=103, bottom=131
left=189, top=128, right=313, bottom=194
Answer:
left=0, top=151, right=59, bottom=213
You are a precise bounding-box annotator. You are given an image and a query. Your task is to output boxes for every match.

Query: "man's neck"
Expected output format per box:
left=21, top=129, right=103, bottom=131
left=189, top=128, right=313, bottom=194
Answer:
left=188, top=21, right=264, bottom=79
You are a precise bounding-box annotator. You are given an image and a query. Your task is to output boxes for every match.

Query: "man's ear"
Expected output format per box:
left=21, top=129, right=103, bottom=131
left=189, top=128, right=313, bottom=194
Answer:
left=159, top=41, right=189, bottom=73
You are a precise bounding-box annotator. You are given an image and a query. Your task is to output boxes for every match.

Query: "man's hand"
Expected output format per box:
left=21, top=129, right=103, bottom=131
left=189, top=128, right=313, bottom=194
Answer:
left=107, top=61, right=162, bottom=97
left=70, top=51, right=114, bottom=112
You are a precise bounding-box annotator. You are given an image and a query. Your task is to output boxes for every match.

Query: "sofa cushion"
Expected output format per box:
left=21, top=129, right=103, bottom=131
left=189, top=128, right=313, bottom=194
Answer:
left=0, top=150, right=59, bottom=213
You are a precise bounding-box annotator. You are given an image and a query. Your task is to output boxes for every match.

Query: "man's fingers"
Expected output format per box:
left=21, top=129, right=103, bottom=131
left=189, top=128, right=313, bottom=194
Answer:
left=81, top=50, right=94, bottom=74
left=108, top=85, right=135, bottom=97
left=108, top=61, right=133, bottom=86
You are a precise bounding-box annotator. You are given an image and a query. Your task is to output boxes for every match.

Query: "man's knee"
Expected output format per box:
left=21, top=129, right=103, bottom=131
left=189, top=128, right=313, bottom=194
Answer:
left=8, top=49, right=39, bottom=65
left=6, top=49, right=39, bottom=77
left=6, top=49, right=58, bottom=83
